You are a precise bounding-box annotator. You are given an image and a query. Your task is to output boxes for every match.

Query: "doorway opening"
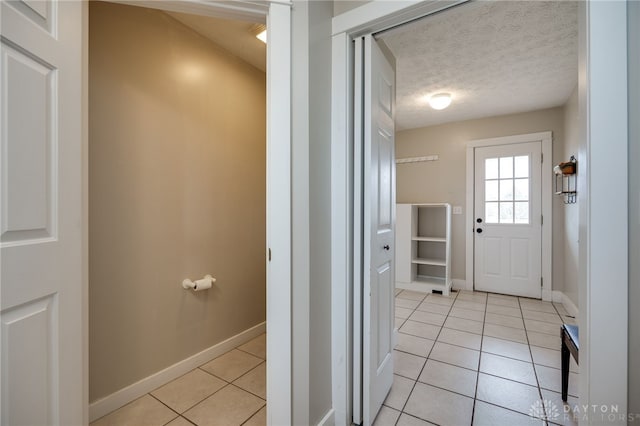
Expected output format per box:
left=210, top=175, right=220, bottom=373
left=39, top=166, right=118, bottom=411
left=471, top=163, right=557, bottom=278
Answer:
left=344, top=1, right=582, bottom=424
left=87, top=2, right=269, bottom=423
left=466, top=132, right=553, bottom=300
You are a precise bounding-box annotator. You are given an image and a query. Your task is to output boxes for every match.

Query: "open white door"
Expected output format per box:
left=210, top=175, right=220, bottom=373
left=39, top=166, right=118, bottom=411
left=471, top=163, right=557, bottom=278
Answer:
left=1, top=1, right=84, bottom=425
left=355, top=34, right=396, bottom=426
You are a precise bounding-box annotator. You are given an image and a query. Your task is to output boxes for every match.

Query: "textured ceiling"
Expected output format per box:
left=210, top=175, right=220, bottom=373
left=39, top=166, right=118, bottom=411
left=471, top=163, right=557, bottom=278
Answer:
left=166, top=11, right=266, bottom=72
left=379, top=1, right=578, bottom=130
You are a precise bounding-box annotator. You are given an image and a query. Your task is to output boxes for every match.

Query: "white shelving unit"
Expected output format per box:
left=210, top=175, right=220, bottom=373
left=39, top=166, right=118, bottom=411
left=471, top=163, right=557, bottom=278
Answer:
left=395, top=203, right=452, bottom=295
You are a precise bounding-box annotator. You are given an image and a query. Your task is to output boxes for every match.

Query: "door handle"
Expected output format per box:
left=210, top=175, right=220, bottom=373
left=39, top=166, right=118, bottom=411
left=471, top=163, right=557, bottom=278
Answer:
left=476, top=228, right=483, bottom=234
left=383, top=244, right=390, bottom=250
left=476, top=218, right=483, bottom=223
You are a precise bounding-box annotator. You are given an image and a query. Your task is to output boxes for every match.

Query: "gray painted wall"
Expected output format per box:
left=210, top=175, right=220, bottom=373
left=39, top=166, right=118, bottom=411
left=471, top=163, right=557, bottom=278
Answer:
left=628, top=0, right=640, bottom=415
left=308, top=0, right=335, bottom=423
left=292, top=1, right=311, bottom=422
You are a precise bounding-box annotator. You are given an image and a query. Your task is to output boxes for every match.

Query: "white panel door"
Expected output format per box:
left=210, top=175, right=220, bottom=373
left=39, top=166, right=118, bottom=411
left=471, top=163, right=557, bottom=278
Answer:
left=1, top=1, right=84, bottom=425
left=474, top=142, right=542, bottom=298
left=361, top=34, right=395, bottom=426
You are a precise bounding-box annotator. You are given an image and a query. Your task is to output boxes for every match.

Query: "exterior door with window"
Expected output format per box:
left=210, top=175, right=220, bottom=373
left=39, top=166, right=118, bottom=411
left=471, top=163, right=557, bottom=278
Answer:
left=474, top=141, right=542, bottom=298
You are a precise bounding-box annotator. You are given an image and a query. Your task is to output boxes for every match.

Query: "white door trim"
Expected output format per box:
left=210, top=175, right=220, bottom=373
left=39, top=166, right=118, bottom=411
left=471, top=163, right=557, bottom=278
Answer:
left=579, top=1, right=628, bottom=419
left=332, top=0, right=466, bottom=36
left=86, top=2, right=293, bottom=424
left=465, top=132, right=552, bottom=300
left=330, top=30, right=353, bottom=425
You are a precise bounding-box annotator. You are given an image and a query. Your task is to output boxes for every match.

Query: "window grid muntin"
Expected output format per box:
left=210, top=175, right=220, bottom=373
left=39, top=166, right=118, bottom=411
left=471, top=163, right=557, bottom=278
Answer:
left=484, top=155, right=530, bottom=224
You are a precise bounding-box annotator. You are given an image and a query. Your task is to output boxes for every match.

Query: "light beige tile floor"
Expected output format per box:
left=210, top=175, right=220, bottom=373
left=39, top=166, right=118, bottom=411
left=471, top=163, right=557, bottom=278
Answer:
left=91, top=290, right=580, bottom=426
left=382, top=289, right=581, bottom=426
left=90, top=333, right=266, bottom=426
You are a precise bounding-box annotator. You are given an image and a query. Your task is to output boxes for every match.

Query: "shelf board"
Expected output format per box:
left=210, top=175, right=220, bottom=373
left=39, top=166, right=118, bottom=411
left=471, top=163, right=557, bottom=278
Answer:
left=412, top=257, right=446, bottom=266
left=412, top=236, right=446, bottom=242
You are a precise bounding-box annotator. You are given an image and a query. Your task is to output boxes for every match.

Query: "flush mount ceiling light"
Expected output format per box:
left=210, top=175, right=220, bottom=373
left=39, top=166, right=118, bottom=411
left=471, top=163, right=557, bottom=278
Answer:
left=428, top=93, right=452, bottom=110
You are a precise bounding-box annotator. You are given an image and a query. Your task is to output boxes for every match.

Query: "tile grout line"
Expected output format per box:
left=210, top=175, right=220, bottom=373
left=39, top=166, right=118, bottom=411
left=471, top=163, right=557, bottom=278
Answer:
left=231, top=361, right=267, bottom=397
left=393, top=292, right=571, bottom=425
left=394, top=290, right=431, bottom=426
left=156, top=340, right=267, bottom=424
left=148, top=393, right=182, bottom=422
left=518, top=296, right=549, bottom=425
left=235, top=346, right=267, bottom=360
left=239, top=402, right=267, bottom=425
left=470, top=291, right=489, bottom=426
left=394, top=289, right=458, bottom=426
left=390, top=290, right=428, bottom=425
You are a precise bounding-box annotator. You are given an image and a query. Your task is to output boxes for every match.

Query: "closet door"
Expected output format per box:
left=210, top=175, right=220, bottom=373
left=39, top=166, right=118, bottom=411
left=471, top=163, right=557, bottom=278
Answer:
left=356, top=33, right=396, bottom=426
left=1, top=1, right=84, bottom=424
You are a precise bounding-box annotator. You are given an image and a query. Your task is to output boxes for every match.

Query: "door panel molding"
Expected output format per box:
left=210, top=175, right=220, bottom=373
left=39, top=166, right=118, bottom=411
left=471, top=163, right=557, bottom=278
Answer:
left=1, top=40, right=57, bottom=246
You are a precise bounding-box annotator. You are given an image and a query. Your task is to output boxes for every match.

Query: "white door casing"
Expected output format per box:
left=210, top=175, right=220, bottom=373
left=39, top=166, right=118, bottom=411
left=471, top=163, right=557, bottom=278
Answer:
left=473, top=142, right=542, bottom=298
left=465, top=132, right=552, bottom=300
left=1, top=1, right=84, bottom=425
left=360, top=34, right=395, bottom=426
left=351, top=35, right=365, bottom=426
left=264, top=4, right=292, bottom=425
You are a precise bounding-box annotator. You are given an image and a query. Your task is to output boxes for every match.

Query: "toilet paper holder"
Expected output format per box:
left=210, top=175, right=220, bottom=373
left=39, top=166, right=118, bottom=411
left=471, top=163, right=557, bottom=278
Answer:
left=182, top=274, right=216, bottom=291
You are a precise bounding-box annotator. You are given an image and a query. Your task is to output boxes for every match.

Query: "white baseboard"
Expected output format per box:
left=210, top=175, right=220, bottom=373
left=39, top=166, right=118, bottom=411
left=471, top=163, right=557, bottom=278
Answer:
left=89, top=321, right=266, bottom=422
left=451, top=279, right=469, bottom=291
left=551, top=290, right=564, bottom=304
left=552, top=291, right=579, bottom=318
left=317, top=408, right=335, bottom=426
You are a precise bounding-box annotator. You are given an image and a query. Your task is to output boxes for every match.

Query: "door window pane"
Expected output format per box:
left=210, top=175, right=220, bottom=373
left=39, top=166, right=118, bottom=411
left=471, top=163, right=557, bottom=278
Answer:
left=484, top=155, right=531, bottom=224
left=499, top=179, right=513, bottom=201
left=499, top=202, right=513, bottom=223
left=485, top=180, right=499, bottom=201
left=514, top=178, right=529, bottom=201
left=485, top=202, right=499, bottom=223
left=515, top=202, right=529, bottom=223
left=500, top=157, right=513, bottom=179
left=483, top=154, right=530, bottom=225
left=485, top=158, right=499, bottom=179
left=514, top=155, right=529, bottom=178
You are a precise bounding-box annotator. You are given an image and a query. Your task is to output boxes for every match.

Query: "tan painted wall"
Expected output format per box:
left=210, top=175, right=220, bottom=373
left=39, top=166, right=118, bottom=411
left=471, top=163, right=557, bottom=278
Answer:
left=562, top=86, right=580, bottom=307
left=396, top=108, right=567, bottom=290
left=89, top=2, right=266, bottom=401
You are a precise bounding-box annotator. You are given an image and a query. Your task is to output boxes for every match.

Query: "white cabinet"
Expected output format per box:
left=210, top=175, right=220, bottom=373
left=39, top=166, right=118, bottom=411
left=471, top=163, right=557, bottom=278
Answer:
left=395, top=203, right=452, bottom=295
